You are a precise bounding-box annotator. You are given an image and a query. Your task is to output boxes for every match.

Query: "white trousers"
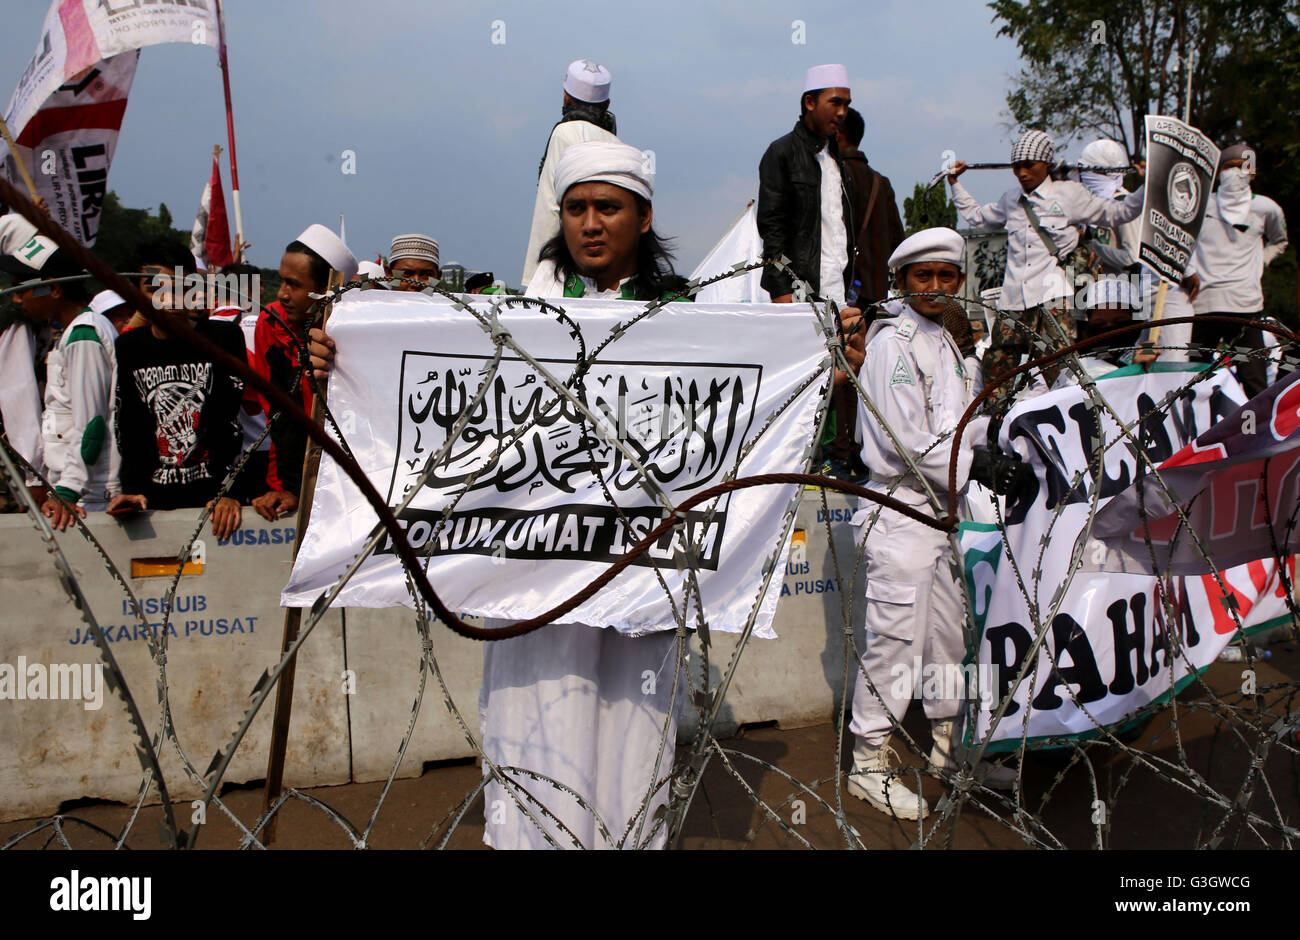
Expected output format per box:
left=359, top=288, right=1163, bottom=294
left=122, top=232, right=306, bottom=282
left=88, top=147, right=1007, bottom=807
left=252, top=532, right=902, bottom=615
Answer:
left=480, top=621, right=683, bottom=849
left=850, top=506, right=966, bottom=746
left=1140, top=282, right=1194, bottom=363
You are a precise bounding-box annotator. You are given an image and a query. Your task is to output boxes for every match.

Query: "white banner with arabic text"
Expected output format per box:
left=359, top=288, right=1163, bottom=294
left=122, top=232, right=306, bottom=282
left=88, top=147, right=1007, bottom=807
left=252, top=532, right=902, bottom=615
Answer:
left=283, top=292, right=828, bottom=638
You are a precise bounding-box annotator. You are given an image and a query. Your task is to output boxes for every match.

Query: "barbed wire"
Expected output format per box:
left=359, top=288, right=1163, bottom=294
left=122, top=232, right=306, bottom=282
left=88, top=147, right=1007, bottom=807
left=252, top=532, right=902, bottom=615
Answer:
left=1, top=178, right=1296, bottom=848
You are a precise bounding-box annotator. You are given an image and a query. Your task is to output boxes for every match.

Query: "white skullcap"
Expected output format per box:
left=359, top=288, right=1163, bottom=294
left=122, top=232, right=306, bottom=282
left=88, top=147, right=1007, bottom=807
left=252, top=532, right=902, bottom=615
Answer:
left=553, top=140, right=654, bottom=205
left=887, top=227, right=965, bottom=270
left=89, top=290, right=126, bottom=315
left=389, top=233, right=440, bottom=266
left=803, top=64, right=849, bottom=93
left=356, top=260, right=385, bottom=279
left=0, top=212, right=58, bottom=275
left=1011, top=130, right=1055, bottom=164
left=564, top=59, right=612, bottom=104
left=295, top=223, right=358, bottom=282
left=1082, top=276, right=1137, bottom=311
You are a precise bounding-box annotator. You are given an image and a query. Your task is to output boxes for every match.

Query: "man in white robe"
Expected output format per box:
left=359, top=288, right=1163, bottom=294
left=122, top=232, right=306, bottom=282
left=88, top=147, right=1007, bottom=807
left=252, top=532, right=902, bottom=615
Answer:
left=520, top=59, right=619, bottom=288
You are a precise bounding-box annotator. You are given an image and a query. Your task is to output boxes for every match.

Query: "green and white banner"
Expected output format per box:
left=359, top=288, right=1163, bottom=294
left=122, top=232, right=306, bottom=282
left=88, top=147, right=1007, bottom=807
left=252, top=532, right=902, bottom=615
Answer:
left=960, top=365, right=1292, bottom=750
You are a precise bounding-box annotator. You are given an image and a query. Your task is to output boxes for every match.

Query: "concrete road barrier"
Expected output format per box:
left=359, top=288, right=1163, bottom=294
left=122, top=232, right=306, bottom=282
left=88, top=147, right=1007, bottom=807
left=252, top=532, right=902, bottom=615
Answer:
left=0, top=492, right=867, bottom=819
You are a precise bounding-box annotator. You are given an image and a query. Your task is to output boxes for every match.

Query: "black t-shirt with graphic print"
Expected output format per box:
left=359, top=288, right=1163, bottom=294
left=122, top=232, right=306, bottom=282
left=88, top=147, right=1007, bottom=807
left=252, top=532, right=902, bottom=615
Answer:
left=113, top=320, right=247, bottom=510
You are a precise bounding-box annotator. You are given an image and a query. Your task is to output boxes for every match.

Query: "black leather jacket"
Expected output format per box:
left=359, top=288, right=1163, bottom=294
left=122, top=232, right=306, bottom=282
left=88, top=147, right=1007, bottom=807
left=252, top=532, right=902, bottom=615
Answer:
left=757, top=119, right=855, bottom=299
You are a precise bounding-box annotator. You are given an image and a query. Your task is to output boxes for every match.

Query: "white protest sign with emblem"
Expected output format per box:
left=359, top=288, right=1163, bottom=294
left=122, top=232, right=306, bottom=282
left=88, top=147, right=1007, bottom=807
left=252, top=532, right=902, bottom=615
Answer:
left=1137, top=115, right=1221, bottom=284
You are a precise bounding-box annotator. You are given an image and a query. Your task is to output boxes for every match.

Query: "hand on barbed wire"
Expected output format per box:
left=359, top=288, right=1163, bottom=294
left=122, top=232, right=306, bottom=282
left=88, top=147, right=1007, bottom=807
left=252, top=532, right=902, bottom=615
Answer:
left=1134, top=344, right=1160, bottom=367
left=40, top=493, right=85, bottom=531
left=205, top=496, right=241, bottom=540
left=252, top=489, right=298, bottom=522
left=834, top=307, right=866, bottom=384
left=308, top=327, right=336, bottom=381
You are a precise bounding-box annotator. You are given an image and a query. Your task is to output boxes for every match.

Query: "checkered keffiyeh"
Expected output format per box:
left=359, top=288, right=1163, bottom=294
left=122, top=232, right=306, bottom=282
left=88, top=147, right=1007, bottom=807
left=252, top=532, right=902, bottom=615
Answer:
left=1011, top=130, right=1055, bottom=164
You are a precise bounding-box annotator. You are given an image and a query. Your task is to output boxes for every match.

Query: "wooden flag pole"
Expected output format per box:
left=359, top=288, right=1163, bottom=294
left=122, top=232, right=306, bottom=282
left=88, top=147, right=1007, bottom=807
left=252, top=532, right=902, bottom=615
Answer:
left=261, top=270, right=344, bottom=842
left=1137, top=280, right=1169, bottom=368
left=0, top=113, right=40, bottom=201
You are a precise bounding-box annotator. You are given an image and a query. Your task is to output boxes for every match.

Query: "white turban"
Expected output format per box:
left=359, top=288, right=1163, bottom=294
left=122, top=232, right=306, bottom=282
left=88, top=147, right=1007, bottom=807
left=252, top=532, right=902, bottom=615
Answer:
left=553, top=141, right=654, bottom=206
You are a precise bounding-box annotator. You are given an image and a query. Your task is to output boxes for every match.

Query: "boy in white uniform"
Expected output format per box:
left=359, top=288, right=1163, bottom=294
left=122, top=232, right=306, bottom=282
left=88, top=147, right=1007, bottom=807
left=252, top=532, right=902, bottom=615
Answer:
left=848, top=227, right=1020, bottom=819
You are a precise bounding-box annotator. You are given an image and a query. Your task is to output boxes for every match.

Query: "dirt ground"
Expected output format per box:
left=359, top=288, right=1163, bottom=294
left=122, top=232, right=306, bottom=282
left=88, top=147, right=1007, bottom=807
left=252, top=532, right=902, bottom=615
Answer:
left=3, top=649, right=1296, bottom=851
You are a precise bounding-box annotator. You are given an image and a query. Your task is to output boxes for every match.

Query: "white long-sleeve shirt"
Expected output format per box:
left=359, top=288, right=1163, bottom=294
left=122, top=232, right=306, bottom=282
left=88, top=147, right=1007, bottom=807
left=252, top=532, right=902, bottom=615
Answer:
left=816, top=143, right=848, bottom=304
left=42, top=309, right=118, bottom=504
left=950, top=178, right=1145, bottom=310
left=1191, top=192, right=1289, bottom=313
left=857, top=300, right=975, bottom=505
left=521, top=119, right=619, bottom=286
left=0, top=320, right=44, bottom=481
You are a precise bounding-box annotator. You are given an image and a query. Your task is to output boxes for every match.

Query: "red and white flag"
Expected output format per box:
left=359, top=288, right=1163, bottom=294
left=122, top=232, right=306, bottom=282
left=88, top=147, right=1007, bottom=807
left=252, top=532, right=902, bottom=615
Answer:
left=191, top=151, right=233, bottom=271
left=1, top=1, right=220, bottom=246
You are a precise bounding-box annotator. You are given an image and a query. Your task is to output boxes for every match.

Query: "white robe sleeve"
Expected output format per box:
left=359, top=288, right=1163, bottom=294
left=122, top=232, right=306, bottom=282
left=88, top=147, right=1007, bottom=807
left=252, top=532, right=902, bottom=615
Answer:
left=1065, top=181, right=1145, bottom=227
left=1258, top=195, right=1289, bottom=266
left=949, top=180, right=1008, bottom=231
left=53, top=333, right=115, bottom=499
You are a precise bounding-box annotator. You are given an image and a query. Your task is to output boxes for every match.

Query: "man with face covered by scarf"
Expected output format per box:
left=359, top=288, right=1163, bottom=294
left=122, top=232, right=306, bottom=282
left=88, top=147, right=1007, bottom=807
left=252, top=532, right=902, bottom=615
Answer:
left=1186, top=143, right=1289, bottom=397
left=1072, top=138, right=1196, bottom=363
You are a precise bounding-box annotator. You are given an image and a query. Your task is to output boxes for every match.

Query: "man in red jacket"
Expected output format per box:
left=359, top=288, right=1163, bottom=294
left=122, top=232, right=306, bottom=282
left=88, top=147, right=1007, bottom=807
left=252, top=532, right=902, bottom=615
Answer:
left=249, top=224, right=357, bottom=521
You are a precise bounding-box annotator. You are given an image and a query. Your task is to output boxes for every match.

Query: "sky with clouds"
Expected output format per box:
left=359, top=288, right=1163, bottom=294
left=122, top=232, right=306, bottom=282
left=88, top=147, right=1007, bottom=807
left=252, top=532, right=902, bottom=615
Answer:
left=1, top=0, right=1045, bottom=285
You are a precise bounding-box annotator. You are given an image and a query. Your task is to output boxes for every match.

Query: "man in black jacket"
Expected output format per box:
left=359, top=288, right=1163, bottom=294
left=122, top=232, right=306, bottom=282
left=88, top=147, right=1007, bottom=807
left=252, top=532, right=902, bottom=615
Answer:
left=757, top=64, right=855, bottom=305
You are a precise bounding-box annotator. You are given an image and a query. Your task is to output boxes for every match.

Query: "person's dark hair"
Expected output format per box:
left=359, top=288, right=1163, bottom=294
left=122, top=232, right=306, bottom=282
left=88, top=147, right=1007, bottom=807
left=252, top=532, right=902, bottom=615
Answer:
left=464, top=271, right=495, bottom=292
left=842, top=107, right=865, bottom=148
left=539, top=194, right=685, bottom=298
left=284, top=240, right=330, bottom=290
left=800, top=88, right=825, bottom=119
left=137, top=235, right=191, bottom=272
left=40, top=252, right=89, bottom=302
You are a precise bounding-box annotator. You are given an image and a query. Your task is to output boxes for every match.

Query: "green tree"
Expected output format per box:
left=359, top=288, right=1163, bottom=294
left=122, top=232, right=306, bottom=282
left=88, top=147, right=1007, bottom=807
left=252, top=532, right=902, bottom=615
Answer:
left=94, top=190, right=189, bottom=273
left=903, top=182, right=958, bottom=236
left=991, top=0, right=1300, bottom=322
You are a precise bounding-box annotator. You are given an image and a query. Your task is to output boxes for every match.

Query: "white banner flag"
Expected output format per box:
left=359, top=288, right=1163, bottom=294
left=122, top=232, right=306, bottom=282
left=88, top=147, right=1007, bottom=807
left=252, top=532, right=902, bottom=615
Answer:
left=2, top=0, right=220, bottom=245
left=689, top=201, right=770, bottom=304
left=960, top=365, right=1292, bottom=750
left=283, top=292, right=828, bottom=638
